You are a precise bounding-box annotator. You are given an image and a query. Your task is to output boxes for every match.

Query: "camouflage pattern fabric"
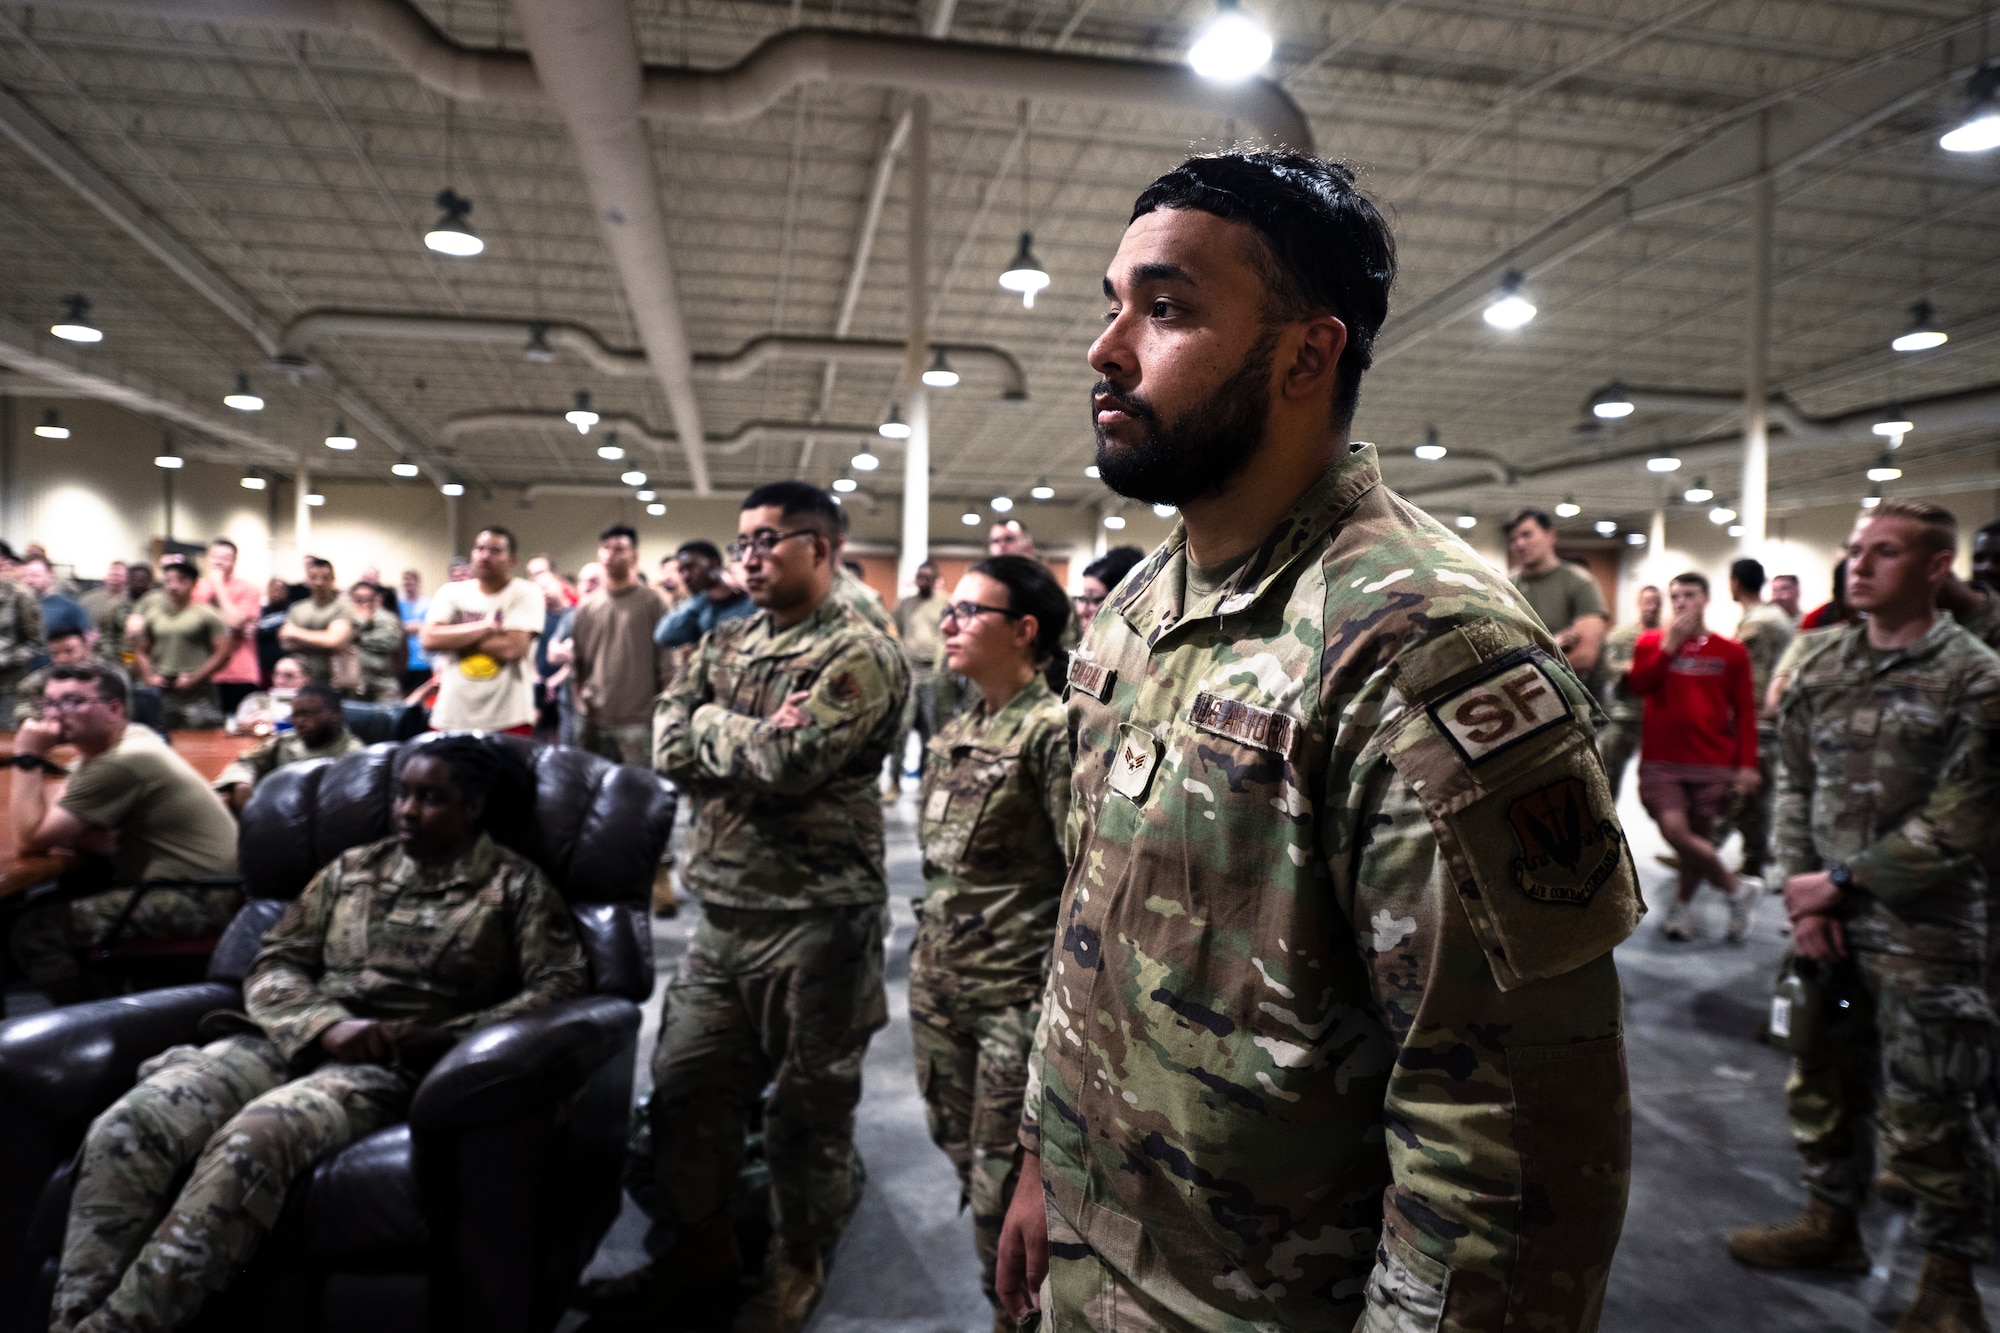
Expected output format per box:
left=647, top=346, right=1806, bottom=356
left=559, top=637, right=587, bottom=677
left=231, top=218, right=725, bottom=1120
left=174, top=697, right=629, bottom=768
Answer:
left=911, top=674, right=1071, bottom=1013
left=11, top=663, right=52, bottom=726
left=909, top=995, right=1036, bottom=1309
left=0, top=577, right=43, bottom=691
left=50, top=1036, right=413, bottom=1333
left=1785, top=951, right=1994, bottom=1259
left=648, top=902, right=888, bottom=1254
left=653, top=594, right=908, bottom=911
left=1722, top=602, right=1795, bottom=878
left=1028, top=444, right=1640, bottom=1332
left=1774, top=618, right=2000, bottom=963
left=79, top=588, right=130, bottom=663
left=1596, top=621, right=1645, bottom=726
left=1595, top=719, right=1641, bottom=803
left=49, top=831, right=581, bottom=1331
left=1736, top=602, right=1796, bottom=706
left=156, top=683, right=224, bottom=731
left=211, top=727, right=367, bottom=794
left=245, top=831, right=587, bottom=1061
left=1960, top=590, right=2000, bottom=655
left=351, top=606, right=408, bottom=701
left=12, top=884, right=243, bottom=988
left=833, top=567, right=898, bottom=638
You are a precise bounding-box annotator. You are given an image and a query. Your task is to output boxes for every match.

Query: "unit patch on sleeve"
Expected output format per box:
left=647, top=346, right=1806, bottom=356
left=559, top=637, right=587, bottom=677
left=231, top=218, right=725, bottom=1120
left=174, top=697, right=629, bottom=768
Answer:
left=1429, top=657, right=1568, bottom=764
left=1508, top=777, right=1623, bottom=906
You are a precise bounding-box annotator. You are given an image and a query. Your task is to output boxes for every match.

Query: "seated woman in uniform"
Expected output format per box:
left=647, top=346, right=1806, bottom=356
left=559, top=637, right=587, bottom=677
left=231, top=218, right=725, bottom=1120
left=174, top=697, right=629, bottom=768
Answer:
left=907, top=554, right=1073, bottom=1331
left=47, top=737, right=585, bottom=1333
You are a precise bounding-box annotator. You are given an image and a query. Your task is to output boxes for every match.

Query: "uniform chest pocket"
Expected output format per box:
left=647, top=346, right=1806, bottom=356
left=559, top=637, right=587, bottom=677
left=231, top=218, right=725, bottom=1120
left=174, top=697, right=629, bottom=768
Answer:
left=920, top=746, right=1016, bottom=870
left=326, top=884, right=378, bottom=967
left=393, top=885, right=510, bottom=982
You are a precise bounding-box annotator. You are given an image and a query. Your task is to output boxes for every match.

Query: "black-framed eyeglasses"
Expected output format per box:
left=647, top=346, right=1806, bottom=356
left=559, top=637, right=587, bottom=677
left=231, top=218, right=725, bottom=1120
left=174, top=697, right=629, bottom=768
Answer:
left=724, top=529, right=816, bottom=562
left=1072, top=594, right=1105, bottom=609
left=43, top=692, right=113, bottom=712
left=940, top=601, right=1021, bottom=627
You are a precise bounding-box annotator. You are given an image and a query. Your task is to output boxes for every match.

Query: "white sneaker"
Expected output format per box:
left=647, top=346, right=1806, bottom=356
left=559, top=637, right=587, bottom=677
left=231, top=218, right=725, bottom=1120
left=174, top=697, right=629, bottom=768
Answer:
left=1662, top=900, right=1693, bottom=941
left=1727, top=877, right=1764, bottom=943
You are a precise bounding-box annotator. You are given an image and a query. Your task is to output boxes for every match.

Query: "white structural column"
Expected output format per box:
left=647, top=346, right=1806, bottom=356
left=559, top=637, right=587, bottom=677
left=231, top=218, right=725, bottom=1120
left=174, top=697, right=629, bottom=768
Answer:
left=898, top=96, right=932, bottom=592
left=1740, top=163, right=1774, bottom=553
left=294, top=453, right=313, bottom=563
left=445, top=493, right=461, bottom=559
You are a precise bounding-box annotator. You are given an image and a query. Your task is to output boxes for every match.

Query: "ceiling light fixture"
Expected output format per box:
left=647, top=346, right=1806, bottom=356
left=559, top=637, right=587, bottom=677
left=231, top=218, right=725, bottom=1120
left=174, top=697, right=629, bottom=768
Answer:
left=325, top=420, right=357, bottom=450
left=1940, top=64, right=2000, bottom=153
left=877, top=406, right=911, bottom=440
left=1626, top=532, right=1646, bottom=545
left=1892, top=300, right=1948, bottom=352
left=1861, top=487, right=1882, bottom=509
left=1103, top=514, right=1127, bottom=530
left=1084, top=464, right=1101, bottom=479
left=1709, top=505, right=1737, bottom=525
left=1153, top=503, right=1177, bottom=518
left=566, top=390, right=599, bottom=434
left=1728, top=523, right=1745, bottom=536
left=153, top=453, right=183, bottom=469
left=423, top=187, right=484, bottom=256
left=1555, top=497, right=1581, bottom=518
left=1414, top=425, right=1447, bottom=461
left=391, top=462, right=420, bottom=478
left=1873, top=408, right=1914, bottom=440
left=1454, top=514, right=1477, bottom=530
left=1594, top=520, right=1618, bottom=536
left=921, top=348, right=960, bottom=388
left=1030, top=478, right=1055, bottom=500
left=1188, top=0, right=1273, bottom=81
left=1684, top=477, right=1714, bottom=503
left=832, top=477, right=858, bottom=493
left=647, top=503, right=667, bottom=516
left=998, top=233, right=1051, bottom=309
left=1592, top=381, right=1636, bottom=418
left=597, top=432, right=624, bottom=461
left=852, top=449, right=881, bottom=471
left=440, top=482, right=465, bottom=497
left=50, top=294, right=103, bottom=343
left=1866, top=454, right=1903, bottom=482
left=961, top=512, right=981, bottom=526
left=304, top=492, right=326, bottom=507
left=1482, top=269, right=1537, bottom=330
left=1646, top=455, right=1682, bottom=473
left=34, top=409, right=69, bottom=439
left=523, top=321, right=556, bottom=363
left=636, top=489, right=657, bottom=501
left=620, top=469, right=647, bottom=487
left=241, top=472, right=267, bottom=490
left=991, top=495, right=1014, bottom=512
left=223, top=373, right=264, bottom=411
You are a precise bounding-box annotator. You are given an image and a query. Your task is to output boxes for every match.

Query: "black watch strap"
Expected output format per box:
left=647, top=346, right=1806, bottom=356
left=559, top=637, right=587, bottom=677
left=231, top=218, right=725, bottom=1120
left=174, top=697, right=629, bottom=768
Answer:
left=9, top=752, right=64, bottom=775
left=1828, top=861, right=1853, bottom=890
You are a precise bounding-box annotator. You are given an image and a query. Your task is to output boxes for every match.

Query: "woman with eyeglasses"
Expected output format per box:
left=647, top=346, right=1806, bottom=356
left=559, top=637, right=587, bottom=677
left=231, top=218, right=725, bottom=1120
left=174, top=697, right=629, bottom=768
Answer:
left=1073, top=545, right=1146, bottom=635
left=908, top=554, right=1073, bottom=1331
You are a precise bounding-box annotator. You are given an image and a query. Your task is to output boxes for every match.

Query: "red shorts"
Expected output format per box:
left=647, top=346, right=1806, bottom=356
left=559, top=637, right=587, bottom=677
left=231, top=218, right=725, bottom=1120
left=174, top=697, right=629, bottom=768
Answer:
left=429, top=722, right=535, bottom=737
left=1637, top=761, right=1736, bottom=823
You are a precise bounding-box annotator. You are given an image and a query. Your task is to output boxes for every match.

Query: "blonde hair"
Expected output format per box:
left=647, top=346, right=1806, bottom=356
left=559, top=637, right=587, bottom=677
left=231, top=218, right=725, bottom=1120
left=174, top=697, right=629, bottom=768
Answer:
left=1867, top=499, right=1956, bottom=555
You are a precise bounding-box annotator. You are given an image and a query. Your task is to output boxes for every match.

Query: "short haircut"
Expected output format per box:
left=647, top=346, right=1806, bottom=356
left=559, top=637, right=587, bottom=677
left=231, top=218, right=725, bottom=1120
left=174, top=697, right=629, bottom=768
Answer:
left=973, top=555, right=1072, bottom=666
left=1671, top=571, right=1710, bottom=596
left=1870, top=498, right=1957, bottom=555
left=348, top=580, right=384, bottom=599
left=677, top=539, right=723, bottom=564
left=294, top=682, right=343, bottom=712
left=916, top=559, right=938, bottom=572
left=209, top=537, right=237, bottom=554
left=1771, top=573, right=1798, bottom=585
left=23, top=554, right=50, bottom=571
left=46, top=624, right=87, bottom=644
left=401, top=734, right=529, bottom=818
left=1729, top=557, right=1765, bottom=595
left=1085, top=545, right=1146, bottom=590
left=599, top=523, right=638, bottom=546
left=1131, top=153, right=1396, bottom=429
left=740, top=480, right=841, bottom=543
left=1504, top=507, right=1555, bottom=535
left=1637, top=583, right=1661, bottom=596
left=159, top=557, right=196, bottom=581
left=306, top=556, right=334, bottom=573
left=49, top=660, right=129, bottom=709
left=480, top=526, right=518, bottom=555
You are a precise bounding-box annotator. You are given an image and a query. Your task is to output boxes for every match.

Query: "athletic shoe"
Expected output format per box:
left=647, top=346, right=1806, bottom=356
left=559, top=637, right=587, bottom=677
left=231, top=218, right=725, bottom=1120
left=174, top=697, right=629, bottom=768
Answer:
left=1662, top=900, right=1693, bottom=941
left=1727, top=877, right=1764, bottom=943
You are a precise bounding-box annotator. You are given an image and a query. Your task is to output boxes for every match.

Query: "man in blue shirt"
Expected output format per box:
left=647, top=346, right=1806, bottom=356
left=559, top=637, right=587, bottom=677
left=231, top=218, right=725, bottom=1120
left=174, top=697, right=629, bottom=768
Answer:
left=653, top=540, right=753, bottom=648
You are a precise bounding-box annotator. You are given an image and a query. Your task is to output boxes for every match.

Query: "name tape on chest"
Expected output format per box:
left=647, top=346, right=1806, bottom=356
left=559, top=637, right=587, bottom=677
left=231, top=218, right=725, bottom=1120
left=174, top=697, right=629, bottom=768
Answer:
left=1430, top=657, right=1568, bottom=764
left=1188, top=691, right=1299, bottom=757
left=1067, top=658, right=1115, bottom=702
left=924, top=786, right=953, bottom=822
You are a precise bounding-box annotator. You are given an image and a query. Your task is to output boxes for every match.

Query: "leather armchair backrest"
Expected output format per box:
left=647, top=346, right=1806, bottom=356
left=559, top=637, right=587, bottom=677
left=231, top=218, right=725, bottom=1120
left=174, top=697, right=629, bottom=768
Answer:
left=340, top=701, right=429, bottom=744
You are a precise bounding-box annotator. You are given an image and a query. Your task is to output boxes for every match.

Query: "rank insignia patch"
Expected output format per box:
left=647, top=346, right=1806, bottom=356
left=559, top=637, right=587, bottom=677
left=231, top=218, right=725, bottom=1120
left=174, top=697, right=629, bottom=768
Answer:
left=1507, top=777, right=1623, bottom=906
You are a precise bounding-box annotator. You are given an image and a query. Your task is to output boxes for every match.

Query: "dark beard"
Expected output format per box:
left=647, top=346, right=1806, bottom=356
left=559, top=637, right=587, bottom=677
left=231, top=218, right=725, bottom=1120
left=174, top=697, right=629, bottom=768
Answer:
left=1092, top=328, right=1277, bottom=507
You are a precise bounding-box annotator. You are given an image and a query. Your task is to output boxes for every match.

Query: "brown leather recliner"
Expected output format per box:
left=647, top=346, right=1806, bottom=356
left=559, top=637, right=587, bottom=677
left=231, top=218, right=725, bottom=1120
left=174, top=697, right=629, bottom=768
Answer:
left=0, top=732, right=673, bottom=1333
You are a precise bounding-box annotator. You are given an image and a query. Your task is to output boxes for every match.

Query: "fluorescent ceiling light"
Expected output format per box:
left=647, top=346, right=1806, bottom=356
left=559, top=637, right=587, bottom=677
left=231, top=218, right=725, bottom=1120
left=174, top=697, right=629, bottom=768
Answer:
left=832, top=478, right=858, bottom=493
left=1103, top=514, right=1127, bottom=530
left=1646, top=456, right=1682, bottom=473
left=1187, top=0, right=1273, bottom=81
left=391, top=462, right=420, bottom=477
left=852, top=451, right=881, bottom=471
left=1594, top=520, right=1617, bottom=535
left=961, top=512, right=980, bottom=526
left=440, top=482, right=464, bottom=497
left=154, top=454, right=183, bottom=469
left=620, top=470, right=647, bottom=487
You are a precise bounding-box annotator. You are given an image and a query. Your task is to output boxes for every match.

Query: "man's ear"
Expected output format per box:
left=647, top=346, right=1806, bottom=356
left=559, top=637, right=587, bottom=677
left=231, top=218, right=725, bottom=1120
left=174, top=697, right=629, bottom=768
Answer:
left=1280, top=315, right=1348, bottom=404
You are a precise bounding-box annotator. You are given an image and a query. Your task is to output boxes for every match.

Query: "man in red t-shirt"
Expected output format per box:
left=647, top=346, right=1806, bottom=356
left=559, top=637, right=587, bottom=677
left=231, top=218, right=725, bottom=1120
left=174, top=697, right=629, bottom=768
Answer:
left=1628, top=570, right=1761, bottom=942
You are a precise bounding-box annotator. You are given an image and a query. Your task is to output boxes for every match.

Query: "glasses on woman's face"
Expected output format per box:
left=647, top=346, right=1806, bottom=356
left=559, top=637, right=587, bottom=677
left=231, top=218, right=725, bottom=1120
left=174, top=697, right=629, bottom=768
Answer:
left=1072, top=594, right=1105, bottom=609
left=939, top=601, right=1021, bottom=628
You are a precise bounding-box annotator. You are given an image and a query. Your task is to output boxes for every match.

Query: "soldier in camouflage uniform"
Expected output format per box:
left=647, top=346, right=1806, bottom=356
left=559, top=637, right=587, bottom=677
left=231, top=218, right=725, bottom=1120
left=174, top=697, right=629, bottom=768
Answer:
left=1596, top=583, right=1659, bottom=800
left=996, top=154, right=1639, bottom=1333
left=9, top=623, right=95, bottom=726
left=212, top=682, right=366, bottom=813
left=1723, top=557, right=1795, bottom=884
left=631, top=481, right=907, bottom=1333
left=910, top=555, right=1072, bottom=1328
left=347, top=579, right=409, bottom=702
left=47, top=736, right=585, bottom=1333
left=0, top=568, right=45, bottom=722
left=1729, top=501, right=2000, bottom=1333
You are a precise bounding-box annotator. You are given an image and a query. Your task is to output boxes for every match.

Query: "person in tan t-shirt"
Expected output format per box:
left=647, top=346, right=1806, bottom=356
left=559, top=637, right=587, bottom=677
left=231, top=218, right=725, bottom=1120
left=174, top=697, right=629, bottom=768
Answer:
left=570, top=524, right=669, bottom=765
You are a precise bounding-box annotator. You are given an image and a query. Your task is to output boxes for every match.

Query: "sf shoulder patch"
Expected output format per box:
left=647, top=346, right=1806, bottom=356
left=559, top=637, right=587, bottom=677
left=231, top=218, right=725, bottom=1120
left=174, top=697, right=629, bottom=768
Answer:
left=1507, top=777, right=1623, bottom=907
left=1430, top=658, right=1567, bottom=763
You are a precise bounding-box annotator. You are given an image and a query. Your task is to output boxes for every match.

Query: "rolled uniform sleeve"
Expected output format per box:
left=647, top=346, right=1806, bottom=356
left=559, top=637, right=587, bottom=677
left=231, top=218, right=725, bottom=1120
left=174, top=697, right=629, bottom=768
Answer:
left=443, top=863, right=587, bottom=1033
left=244, top=862, right=357, bottom=1061
left=675, top=640, right=901, bottom=796
left=1847, top=682, right=2000, bottom=910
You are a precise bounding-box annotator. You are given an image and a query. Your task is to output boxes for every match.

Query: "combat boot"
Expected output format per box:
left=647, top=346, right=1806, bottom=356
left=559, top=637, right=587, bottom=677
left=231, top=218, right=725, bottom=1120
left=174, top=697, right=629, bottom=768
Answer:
left=1726, top=1196, right=1871, bottom=1272
left=732, top=1239, right=826, bottom=1333
left=1894, top=1251, right=1989, bottom=1333
left=577, top=1217, right=742, bottom=1322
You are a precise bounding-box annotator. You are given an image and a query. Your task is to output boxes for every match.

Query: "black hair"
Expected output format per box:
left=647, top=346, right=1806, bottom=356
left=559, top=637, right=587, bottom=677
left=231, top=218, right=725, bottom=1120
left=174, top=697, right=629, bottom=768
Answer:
left=294, top=682, right=343, bottom=712
left=741, top=480, right=841, bottom=544
left=600, top=523, right=639, bottom=545
left=1504, top=507, right=1555, bottom=535
left=479, top=525, right=518, bottom=555
left=1084, top=546, right=1146, bottom=591
left=841, top=559, right=865, bottom=579
left=159, top=557, right=196, bottom=581
left=0, top=540, right=15, bottom=562
left=1729, top=557, right=1766, bottom=595
left=49, top=660, right=129, bottom=709
left=306, top=556, right=334, bottom=573
left=46, top=624, right=87, bottom=644
left=677, top=539, right=723, bottom=564
left=348, top=580, right=386, bottom=599
left=971, top=554, right=1073, bottom=690
left=1671, top=571, right=1710, bottom=596
left=1131, top=153, right=1396, bottom=430
left=401, top=735, right=526, bottom=817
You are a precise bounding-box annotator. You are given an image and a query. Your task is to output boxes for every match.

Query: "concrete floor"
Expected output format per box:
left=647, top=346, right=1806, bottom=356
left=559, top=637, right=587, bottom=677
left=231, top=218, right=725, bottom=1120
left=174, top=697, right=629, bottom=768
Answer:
left=580, top=775, right=2000, bottom=1332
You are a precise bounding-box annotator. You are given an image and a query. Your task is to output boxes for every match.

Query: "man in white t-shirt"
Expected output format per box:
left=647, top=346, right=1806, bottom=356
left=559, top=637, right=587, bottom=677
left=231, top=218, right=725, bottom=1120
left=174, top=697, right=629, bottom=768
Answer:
left=419, top=526, right=543, bottom=733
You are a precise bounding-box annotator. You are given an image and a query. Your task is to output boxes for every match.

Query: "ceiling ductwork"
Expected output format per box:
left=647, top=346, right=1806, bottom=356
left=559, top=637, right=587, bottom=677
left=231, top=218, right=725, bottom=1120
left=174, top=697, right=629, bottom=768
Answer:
left=38, top=0, right=1311, bottom=148
left=442, top=412, right=885, bottom=458
left=276, top=312, right=1029, bottom=398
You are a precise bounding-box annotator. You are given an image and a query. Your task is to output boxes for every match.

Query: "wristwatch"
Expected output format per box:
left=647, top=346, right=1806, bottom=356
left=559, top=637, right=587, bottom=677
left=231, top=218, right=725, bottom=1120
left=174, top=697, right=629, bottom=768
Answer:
left=9, top=752, right=63, bottom=775
left=1827, top=861, right=1854, bottom=891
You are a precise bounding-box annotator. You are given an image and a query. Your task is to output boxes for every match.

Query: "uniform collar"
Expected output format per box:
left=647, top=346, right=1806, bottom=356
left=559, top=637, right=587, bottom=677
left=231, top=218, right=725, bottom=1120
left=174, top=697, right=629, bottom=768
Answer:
left=749, top=592, right=846, bottom=652
left=386, top=830, right=502, bottom=893
left=1834, top=612, right=1960, bottom=671
left=1110, top=442, right=1381, bottom=648
left=966, top=674, right=1056, bottom=746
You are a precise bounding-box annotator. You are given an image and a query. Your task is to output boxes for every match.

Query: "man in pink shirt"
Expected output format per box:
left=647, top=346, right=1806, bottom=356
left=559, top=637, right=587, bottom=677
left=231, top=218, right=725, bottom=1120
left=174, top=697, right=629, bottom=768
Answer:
left=195, top=537, right=265, bottom=714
